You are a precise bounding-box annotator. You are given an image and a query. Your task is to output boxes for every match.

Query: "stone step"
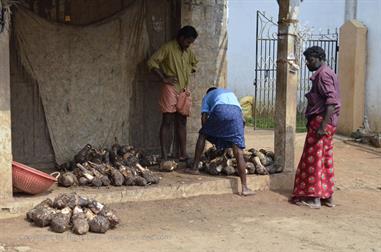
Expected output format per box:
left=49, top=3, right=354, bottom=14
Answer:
left=0, top=171, right=293, bottom=219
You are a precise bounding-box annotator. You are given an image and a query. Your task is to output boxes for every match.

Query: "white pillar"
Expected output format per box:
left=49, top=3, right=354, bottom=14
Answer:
left=345, top=0, right=357, bottom=21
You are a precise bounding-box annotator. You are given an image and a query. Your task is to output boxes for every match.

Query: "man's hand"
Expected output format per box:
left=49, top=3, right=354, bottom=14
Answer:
left=317, top=105, right=335, bottom=138
left=152, top=68, right=177, bottom=86
left=317, top=125, right=327, bottom=138
left=201, top=113, right=208, bottom=126
left=162, top=77, right=178, bottom=86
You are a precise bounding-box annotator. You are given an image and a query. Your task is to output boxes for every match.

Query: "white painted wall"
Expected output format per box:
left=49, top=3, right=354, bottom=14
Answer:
left=356, top=0, right=381, bottom=131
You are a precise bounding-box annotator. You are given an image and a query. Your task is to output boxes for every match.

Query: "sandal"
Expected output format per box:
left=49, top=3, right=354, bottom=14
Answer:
left=289, top=197, right=303, bottom=205
left=300, top=200, right=321, bottom=209
left=321, top=199, right=336, bottom=208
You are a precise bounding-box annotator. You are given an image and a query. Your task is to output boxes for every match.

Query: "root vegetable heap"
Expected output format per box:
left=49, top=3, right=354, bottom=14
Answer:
left=57, top=144, right=161, bottom=188
left=201, top=146, right=280, bottom=176
left=26, top=193, right=119, bottom=235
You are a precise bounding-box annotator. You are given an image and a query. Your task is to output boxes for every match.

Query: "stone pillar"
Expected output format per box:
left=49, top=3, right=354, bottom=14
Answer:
left=274, top=0, right=300, bottom=173
left=0, top=9, right=13, bottom=201
left=337, top=20, right=367, bottom=135
left=181, top=0, right=228, bottom=153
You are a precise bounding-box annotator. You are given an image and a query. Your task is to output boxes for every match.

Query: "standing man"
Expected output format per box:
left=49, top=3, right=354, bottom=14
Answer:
left=292, top=46, right=341, bottom=209
left=185, top=87, right=255, bottom=196
left=147, top=26, right=198, bottom=161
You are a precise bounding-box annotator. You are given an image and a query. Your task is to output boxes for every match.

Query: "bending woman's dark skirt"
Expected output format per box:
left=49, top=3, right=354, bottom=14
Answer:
left=199, top=104, right=245, bottom=150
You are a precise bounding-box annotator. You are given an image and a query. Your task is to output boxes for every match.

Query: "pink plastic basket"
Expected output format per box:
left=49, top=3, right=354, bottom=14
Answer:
left=12, top=161, right=59, bottom=195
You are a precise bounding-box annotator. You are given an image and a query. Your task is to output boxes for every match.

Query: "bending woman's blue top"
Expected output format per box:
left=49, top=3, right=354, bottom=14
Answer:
left=199, top=88, right=245, bottom=150
left=201, top=88, right=241, bottom=114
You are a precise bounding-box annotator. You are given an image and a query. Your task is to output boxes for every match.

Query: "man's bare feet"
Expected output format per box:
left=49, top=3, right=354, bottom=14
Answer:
left=241, top=187, right=256, bottom=196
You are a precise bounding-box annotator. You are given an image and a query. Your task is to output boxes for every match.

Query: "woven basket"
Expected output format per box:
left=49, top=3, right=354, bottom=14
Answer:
left=12, top=161, right=59, bottom=195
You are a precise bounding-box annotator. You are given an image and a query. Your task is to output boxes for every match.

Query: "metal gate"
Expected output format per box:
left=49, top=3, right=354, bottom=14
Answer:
left=253, top=11, right=339, bottom=131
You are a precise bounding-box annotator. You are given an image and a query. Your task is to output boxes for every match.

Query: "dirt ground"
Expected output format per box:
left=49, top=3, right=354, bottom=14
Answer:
left=1, top=130, right=381, bottom=252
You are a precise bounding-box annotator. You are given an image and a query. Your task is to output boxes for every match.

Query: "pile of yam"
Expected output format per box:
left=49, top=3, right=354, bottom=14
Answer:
left=57, top=143, right=161, bottom=188
left=26, top=193, right=119, bottom=235
left=351, top=128, right=381, bottom=148
left=200, top=146, right=280, bottom=176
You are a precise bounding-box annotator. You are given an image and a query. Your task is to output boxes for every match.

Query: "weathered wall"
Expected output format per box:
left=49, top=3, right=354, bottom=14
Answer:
left=181, top=0, right=228, bottom=152
left=10, top=39, right=55, bottom=170
left=70, top=0, right=134, bottom=24
left=10, top=0, right=178, bottom=168
left=129, top=0, right=180, bottom=152
left=0, top=13, right=13, bottom=200
left=357, top=1, right=381, bottom=132
left=10, top=0, right=228, bottom=166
